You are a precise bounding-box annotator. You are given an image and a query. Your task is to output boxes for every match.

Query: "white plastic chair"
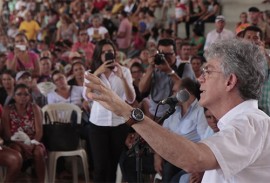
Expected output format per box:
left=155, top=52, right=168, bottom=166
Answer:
left=42, top=103, right=89, bottom=183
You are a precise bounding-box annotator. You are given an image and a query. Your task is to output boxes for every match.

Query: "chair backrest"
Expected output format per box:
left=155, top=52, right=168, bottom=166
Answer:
left=37, top=82, right=56, bottom=97
left=42, top=103, right=82, bottom=125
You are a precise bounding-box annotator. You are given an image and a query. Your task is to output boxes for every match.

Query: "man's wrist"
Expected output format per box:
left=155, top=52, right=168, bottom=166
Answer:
left=167, top=70, right=175, bottom=76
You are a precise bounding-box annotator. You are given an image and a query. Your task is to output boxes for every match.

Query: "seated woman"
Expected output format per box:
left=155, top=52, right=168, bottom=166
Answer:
left=0, top=104, right=23, bottom=183
left=47, top=70, right=86, bottom=108
left=0, top=70, right=16, bottom=106
left=1, top=84, right=46, bottom=183
left=68, top=60, right=86, bottom=87
left=37, top=56, right=53, bottom=83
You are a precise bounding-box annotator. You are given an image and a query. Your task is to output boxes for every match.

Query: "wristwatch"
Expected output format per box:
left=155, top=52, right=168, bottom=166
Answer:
left=126, top=108, right=145, bottom=126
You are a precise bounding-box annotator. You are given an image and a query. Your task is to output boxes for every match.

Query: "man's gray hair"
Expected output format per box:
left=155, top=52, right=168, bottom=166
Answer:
left=205, top=38, right=267, bottom=100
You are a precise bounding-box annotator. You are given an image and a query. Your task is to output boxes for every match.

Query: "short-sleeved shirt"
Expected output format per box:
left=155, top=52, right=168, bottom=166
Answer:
left=116, top=18, right=132, bottom=50
left=7, top=51, right=39, bottom=73
left=201, top=100, right=270, bottom=183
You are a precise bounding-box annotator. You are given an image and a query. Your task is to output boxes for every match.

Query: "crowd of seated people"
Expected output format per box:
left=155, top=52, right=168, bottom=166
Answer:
left=0, top=0, right=269, bottom=183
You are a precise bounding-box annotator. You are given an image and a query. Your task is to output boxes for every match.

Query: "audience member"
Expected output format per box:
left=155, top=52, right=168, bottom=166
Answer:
left=83, top=39, right=135, bottom=182
left=248, top=7, right=267, bottom=37
left=185, top=0, right=206, bottom=39
left=18, top=11, right=40, bottom=41
left=0, top=104, right=23, bottom=183
left=87, top=14, right=109, bottom=44
left=16, top=71, right=47, bottom=108
left=199, top=0, right=220, bottom=22
left=56, top=14, right=78, bottom=42
left=0, top=70, right=16, bottom=106
left=6, top=33, right=40, bottom=78
left=72, top=27, right=95, bottom=69
left=37, top=56, right=53, bottom=83
left=0, top=53, right=7, bottom=75
left=139, top=39, right=187, bottom=119
left=116, top=10, right=133, bottom=54
left=68, top=60, right=86, bottom=87
left=2, top=84, right=46, bottom=183
left=47, top=70, right=85, bottom=108
left=190, top=27, right=205, bottom=56
left=204, top=15, right=234, bottom=51
left=190, top=55, right=205, bottom=80
left=242, top=26, right=270, bottom=116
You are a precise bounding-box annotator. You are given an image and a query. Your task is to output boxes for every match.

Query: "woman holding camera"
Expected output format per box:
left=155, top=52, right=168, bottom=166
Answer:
left=6, top=33, right=40, bottom=78
left=84, top=39, right=135, bottom=182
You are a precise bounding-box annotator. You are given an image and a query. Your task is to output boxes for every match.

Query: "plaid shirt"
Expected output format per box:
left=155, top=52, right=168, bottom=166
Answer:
left=259, top=69, right=270, bottom=116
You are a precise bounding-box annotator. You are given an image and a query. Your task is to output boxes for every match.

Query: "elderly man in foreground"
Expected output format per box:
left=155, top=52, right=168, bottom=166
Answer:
left=84, top=38, right=270, bottom=183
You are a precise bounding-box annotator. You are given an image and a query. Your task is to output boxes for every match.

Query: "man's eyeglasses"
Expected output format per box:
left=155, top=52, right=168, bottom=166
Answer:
left=201, top=67, right=222, bottom=79
left=162, top=52, right=175, bottom=57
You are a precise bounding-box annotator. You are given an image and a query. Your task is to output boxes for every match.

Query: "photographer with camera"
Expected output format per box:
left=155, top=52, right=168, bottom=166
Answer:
left=83, top=39, right=135, bottom=182
left=139, top=38, right=196, bottom=119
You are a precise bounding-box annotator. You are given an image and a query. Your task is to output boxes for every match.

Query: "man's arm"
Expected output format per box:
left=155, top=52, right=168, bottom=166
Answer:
left=84, top=73, right=219, bottom=173
left=138, top=65, right=154, bottom=93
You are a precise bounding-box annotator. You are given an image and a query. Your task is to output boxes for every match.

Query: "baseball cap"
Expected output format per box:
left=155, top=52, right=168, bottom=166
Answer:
left=215, top=15, right=225, bottom=23
left=16, top=71, right=31, bottom=81
left=248, top=7, right=260, bottom=12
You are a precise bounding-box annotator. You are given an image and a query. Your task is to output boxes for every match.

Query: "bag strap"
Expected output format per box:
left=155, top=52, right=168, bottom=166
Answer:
left=17, top=58, right=26, bottom=70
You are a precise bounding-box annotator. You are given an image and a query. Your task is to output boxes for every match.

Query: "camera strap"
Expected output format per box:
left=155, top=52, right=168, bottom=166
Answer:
left=177, top=63, right=186, bottom=78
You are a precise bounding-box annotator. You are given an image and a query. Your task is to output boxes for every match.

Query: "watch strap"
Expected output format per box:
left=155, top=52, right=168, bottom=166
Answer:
left=125, top=117, right=137, bottom=127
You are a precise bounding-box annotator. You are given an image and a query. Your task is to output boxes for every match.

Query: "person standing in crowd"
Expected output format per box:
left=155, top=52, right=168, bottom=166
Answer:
left=2, top=84, right=46, bottom=183
left=204, top=15, right=234, bottom=51
left=116, top=10, right=132, bottom=55
left=71, top=27, right=95, bottom=69
left=83, top=39, right=135, bottom=182
left=139, top=38, right=194, bottom=119
left=6, top=33, right=40, bottom=78
left=84, top=38, right=270, bottom=183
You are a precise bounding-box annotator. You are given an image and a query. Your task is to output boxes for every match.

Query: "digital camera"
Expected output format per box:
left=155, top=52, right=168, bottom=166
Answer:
left=105, top=52, right=115, bottom=70
left=154, top=53, right=165, bottom=65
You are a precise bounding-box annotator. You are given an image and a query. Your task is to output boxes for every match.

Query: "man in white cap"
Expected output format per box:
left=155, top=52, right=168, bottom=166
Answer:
left=204, top=15, right=234, bottom=51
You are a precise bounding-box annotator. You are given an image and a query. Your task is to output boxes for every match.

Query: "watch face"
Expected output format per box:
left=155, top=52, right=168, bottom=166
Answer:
left=132, top=108, right=144, bottom=121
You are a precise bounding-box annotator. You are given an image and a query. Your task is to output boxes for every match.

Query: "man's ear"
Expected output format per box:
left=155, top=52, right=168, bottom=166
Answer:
left=225, top=73, right=237, bottom=92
